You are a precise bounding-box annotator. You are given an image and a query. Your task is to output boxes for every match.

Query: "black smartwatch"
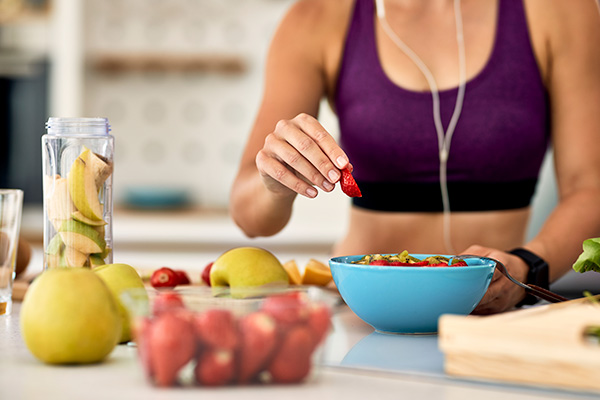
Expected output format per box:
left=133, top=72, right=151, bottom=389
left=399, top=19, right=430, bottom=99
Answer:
left=508, top=248, right=549, bottom=307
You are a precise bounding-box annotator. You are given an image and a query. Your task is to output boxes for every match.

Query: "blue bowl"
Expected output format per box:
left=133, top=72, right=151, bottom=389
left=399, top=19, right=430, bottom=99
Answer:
left=329, top=254, right=496, bottom=334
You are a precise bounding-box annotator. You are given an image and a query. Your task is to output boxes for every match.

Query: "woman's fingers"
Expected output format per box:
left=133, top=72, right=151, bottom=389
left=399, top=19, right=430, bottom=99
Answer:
left=256, top=114, right=349, bottom=197
left=293, top=113, right=349, bottom=171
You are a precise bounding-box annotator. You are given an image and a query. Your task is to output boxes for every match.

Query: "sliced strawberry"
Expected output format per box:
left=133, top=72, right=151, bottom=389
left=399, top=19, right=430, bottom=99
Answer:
left=174, top=270, right=191, bottom=285
left=150, top=267, right=179, bottom=289
left=451, top=261, right=468, bottom=267
left=267, top=325, right=313, bottom=384
left=369, top=259, right=390, bottom=266
left=133, top=317, right=154, bottom=380
left=152, top=291, right=185, bottom=316
left=193, top=309, right=239, bottom=350
left=340, top=167, right=362, bottom=198
left=261, top=291, right=310, bottom=330
left=428, top=262, right=449, bottom=267
left=201, top=262, right=213, bottom=286
left=307, top=303, right=331, bottom=349
left=150, top=313, right=196, bottom=387
left=237, top=311, right=278, bottom=383
left=195, top=348, right=235, bottom=386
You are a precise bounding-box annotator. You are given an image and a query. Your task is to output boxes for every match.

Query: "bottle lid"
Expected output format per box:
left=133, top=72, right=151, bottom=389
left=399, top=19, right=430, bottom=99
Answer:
left=45, top=117, right=111, bottom=135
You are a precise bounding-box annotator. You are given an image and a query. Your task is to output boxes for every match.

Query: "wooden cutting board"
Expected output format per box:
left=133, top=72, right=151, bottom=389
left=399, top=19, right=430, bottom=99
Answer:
left=438, top=296, right=600, bottom=393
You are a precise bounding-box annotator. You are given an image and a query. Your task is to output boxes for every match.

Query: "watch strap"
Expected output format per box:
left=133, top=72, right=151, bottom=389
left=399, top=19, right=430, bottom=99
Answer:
left=508, top=248, right=549, bottom=307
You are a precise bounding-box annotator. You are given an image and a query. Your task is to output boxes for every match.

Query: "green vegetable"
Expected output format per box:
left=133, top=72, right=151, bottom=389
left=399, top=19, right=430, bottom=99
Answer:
left=572, top=238, right=600, bottom=273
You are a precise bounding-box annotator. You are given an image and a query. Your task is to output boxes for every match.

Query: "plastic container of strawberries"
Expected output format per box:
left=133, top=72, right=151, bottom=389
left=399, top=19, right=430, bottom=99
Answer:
left=121, top=286, right=336, bottom=387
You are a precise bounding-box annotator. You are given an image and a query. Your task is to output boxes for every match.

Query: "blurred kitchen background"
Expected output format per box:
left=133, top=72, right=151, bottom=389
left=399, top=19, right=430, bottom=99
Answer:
left=1, top=0, right=597, bottom=293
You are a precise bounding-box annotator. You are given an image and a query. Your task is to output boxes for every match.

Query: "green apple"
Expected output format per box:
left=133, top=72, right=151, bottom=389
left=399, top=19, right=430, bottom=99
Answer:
left=88, top=150, right=113, bottom=188
left=94, top=263, right=148, bottom=343
left=20, top=267, right=121, bottom=364
left=45, top=175, right=76, bottom=231
left=45, top=234, right=64, bottom=268
left=89, top=254, right=106, bottom=268
left=59, top=219, right=106, bottom=254
left=72, top=210, right=107, bottom=227
left=210, top=247, right=289, bottom=290
left=64, top=246, right=88, bottom=267
left=67, top=148, right=104, bottom=222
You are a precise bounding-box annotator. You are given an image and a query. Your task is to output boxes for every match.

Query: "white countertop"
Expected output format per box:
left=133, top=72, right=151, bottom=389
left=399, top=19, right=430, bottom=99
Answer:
left=2, top=301, right=599, bottom=400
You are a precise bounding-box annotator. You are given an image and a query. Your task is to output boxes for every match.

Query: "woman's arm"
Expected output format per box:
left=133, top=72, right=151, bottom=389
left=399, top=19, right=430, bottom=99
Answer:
left=230, top=0, right=351, bottom=237
left=471, top=0, right=600, bottom=314
left=524, top=0, right=600, bottom=280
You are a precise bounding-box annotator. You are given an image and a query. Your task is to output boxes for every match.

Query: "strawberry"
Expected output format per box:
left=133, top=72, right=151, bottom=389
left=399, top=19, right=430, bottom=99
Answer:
left=451, top=261, right=468, bottom=267
left=389, top=260, right=429, bottom=266
left=369, top=259, right=390, bottom=266
left=133, top=317, right=154, bottom=379
left=174, top=270, right=191, bottom=285
left=195, top=348, right=235, bottom=386
left=261, top=291, right=310, bottom=330
left=201, top=262, right=213, bottom=286
left=152, top=291, right=185, bottom=316
left=193, top=309, right=239, bottom=350
left=340, top=167, right=362, bottom=197
left=429, top=262, right=449, bottom=267
left=150, top=267, right=179, bottom=288
left=267, top=325, right=313, bottom=384
left=149, top=313, right=196, bottom=387
left=307, top=303, right=331, bottom=349
left=237, top=311, right=278, bottom=383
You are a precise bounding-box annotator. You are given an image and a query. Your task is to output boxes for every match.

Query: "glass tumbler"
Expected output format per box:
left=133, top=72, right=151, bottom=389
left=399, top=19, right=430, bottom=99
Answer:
left=42, top=118, right=114, bottom=269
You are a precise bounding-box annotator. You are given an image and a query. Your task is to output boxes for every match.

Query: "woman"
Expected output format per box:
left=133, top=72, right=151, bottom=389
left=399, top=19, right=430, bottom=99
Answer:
left=230, top=0, right=600, bottom=313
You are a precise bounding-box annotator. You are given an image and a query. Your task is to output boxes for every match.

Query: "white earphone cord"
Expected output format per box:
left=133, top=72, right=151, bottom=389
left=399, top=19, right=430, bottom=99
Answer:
left=375, top=0, right=466, bottom=254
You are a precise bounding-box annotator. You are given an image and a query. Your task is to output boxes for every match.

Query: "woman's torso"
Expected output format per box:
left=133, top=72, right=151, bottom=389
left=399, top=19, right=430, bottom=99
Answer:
left=317, top=0, right=552, bottom=255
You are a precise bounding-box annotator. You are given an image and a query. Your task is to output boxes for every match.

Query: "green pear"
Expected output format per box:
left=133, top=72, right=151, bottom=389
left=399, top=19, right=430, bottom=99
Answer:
left=94, top=263, right=148, bottom=343
left=89, top=254, right=106, bottom=268
left=88, top=150, right=113, bottom=188
left=20, top=267, right=121, bottom=364
left=63, top=246, right=88, bottom=267
left=45, top=175, right=76, bottom=231
left=67, top=148, right=104, bottom=222
left=72, top=210, right=107, bottom=227
left=210, top=247, right=289, bottom=290
left=59, top=219, right=106, bottom=254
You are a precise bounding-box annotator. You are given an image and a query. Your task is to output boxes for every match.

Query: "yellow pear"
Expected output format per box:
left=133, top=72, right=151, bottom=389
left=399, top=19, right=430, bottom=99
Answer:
left=67, top=148, right=104, bottom=222
left=210, top=247, right=289, bottom=290
left=94, top=263, right=148, bottom=343
left=20, top=267, right=121, bottom=364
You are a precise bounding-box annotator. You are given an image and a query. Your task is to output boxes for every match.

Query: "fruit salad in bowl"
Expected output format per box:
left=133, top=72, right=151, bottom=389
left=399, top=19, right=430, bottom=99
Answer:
left=121, top=286, right=335, bottom=387
left=329, top=251, right=496, bottom=334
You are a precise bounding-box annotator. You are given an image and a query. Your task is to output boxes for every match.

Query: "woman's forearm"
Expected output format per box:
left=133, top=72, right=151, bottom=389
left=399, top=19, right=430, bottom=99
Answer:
left=524, top=187, right=600, bottom=282
left=229, top=169, right=296, bottom=238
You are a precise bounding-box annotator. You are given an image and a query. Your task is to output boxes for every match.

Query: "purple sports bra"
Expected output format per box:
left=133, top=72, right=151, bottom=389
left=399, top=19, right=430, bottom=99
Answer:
left=335, top=0, right=550, bottom=212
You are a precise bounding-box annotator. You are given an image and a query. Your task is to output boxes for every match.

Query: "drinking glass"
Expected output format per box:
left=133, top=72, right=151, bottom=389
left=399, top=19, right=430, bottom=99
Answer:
left=0, top=189, right=24, bottom=315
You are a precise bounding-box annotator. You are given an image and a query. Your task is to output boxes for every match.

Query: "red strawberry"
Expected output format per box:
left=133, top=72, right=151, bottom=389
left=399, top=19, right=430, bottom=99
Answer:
left=195, top=348, right=235, bottom=386
left=369, top=259, right=390, bottom=266
left=193, top=309, right=239, bottom=350
left=174, top=270, right=191, bottom=285
left=150, top=267, right=179, bottom=288
left=152, top=291, right=185, bottom=316
left=261, top=291, right=310, bottom=330
left=451, top=261, right=468, bottom=267
left=267, top=325, right=313, bottom=384
left=428, top=262, right=449, bottom=267
left=133, top=317, right=154, bottom=379
left=237, top=311, right=278, bottom=383
left=150, top=313, right=196, bottom=387
left=340, top=167, right=362, bottom=197
left=201, top=262, right=213, bottom=286
left=307, top=303, right=331, bottom=349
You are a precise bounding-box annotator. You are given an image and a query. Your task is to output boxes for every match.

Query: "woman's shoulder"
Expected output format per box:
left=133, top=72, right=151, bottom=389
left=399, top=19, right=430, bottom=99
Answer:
left=276, top=0, right=354, bottom=39
left=523, top=0, right=599, bottom=83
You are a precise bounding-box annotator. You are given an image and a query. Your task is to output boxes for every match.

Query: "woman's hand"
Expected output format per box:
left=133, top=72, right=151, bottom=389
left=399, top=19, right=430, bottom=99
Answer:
left=255, top=113, right=349, bottom=199
left=461, top=245, right=529, bottom=314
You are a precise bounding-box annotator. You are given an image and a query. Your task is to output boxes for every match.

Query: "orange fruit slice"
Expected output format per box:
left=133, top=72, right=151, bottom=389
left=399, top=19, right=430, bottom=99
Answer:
left=283, top=260, right=302, bottom=285
left=301, top=259, right=332, bottom=286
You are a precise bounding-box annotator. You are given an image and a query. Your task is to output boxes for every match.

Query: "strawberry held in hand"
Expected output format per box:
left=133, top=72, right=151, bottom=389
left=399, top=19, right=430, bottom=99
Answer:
left=340, top=167, right=362, bottom=197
